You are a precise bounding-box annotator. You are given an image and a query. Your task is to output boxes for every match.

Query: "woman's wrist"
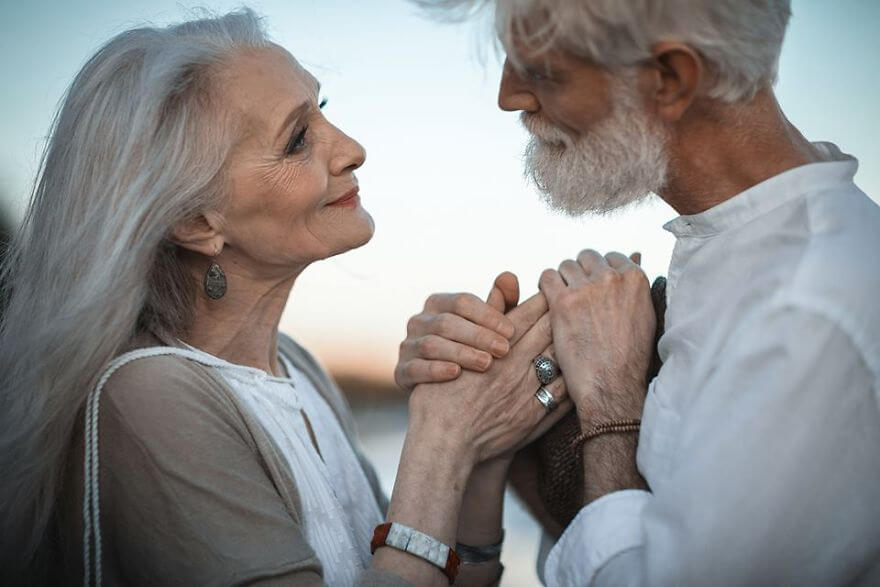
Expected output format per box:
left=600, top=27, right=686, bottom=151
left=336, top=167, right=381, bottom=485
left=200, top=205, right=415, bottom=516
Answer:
left=408, top=389, right=480, bottom=469
left=372, top=418, right=477, bottom=585
left=386, top=409, right=477, bottom=540
left=456, top=456, right=511, bottom=547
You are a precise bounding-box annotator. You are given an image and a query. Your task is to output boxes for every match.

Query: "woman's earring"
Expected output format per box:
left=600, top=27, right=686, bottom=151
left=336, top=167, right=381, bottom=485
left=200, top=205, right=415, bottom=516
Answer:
left=203, top=244, right=227, bottom=300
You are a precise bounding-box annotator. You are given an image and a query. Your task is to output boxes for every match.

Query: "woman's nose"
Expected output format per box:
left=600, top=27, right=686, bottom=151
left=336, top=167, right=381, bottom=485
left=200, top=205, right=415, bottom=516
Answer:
left=329, top=127, right=366, bottom=176
left=498, top=59, right=540, bottom=113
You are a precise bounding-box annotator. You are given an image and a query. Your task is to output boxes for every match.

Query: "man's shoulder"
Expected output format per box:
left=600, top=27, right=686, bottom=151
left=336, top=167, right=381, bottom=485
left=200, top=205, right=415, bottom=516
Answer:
left=791, top=184, right=880, bottom=306
left=776, top=185, right=880, bottom=369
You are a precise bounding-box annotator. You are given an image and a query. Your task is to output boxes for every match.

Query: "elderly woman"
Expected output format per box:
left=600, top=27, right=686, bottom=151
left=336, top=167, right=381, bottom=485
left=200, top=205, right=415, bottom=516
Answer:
left=0, top=9, right=570, bottom=586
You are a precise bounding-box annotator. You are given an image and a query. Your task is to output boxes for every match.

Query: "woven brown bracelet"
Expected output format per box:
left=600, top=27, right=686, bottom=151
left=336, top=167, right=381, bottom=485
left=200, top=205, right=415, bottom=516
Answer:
left=570, top=418, right=641, bottom=450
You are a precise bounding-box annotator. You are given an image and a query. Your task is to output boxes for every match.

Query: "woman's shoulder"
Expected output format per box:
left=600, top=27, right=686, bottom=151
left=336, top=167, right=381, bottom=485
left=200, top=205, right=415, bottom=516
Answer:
left=99, top=340, right=243, bottom=438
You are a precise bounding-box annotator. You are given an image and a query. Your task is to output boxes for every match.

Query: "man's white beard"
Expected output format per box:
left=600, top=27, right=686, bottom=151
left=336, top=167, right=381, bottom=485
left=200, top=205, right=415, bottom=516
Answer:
left=522, top=78, right=670, bottom=216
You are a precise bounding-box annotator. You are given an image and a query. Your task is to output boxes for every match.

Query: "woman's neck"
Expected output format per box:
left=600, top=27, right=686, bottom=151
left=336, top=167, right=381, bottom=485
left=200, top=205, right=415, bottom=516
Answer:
left=181, top=256, right=303, bottom=376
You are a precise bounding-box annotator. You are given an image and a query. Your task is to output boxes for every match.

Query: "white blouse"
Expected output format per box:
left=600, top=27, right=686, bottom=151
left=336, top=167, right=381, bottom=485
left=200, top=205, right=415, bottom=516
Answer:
left=179, top=344, right=384, bottom=586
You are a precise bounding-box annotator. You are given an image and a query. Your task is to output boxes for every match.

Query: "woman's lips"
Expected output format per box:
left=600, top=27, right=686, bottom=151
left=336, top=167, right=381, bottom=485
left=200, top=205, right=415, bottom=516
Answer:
left=327, top=187, right=359, bottom=208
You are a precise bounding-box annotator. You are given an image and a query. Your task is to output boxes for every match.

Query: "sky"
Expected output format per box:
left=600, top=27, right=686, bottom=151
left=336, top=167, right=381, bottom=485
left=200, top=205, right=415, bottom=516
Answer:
left=2, top=0, right=878, bottom=380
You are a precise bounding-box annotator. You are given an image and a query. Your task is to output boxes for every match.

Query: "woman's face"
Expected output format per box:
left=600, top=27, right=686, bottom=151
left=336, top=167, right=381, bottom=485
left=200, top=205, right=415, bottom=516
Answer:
left=215, top=45, right=372, bottom=278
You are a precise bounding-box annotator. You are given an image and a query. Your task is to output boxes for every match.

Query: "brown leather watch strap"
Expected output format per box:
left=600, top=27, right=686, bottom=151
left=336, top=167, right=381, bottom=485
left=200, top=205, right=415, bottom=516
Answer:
left=371, top=522, right=461, bottom=584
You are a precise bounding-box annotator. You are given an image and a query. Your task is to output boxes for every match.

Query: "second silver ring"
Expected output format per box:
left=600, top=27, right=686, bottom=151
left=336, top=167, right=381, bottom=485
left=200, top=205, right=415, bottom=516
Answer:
left=534, top=386, right=557, bottom=413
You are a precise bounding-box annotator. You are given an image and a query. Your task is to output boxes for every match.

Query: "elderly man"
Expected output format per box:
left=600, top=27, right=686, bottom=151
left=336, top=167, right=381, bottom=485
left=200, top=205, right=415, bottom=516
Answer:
left=394, top=0, right=880, bottom=584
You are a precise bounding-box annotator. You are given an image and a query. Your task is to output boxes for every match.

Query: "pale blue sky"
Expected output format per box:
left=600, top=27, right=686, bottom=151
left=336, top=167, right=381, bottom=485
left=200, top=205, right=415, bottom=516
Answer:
left=1, top=0, right=878, bottom=376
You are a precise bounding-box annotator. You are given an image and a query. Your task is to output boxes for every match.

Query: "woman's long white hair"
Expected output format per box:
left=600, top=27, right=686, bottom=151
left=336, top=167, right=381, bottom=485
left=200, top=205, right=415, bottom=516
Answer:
left=0, top=8, right=268, bottom=576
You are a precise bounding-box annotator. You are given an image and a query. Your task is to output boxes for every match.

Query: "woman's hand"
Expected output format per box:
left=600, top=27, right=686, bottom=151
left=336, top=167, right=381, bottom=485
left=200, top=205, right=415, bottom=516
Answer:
left=394, top=272, right=521, bottom=391
left=407, top=295, right=571, bottom=465
left=376, top=275, right=569, bottom=585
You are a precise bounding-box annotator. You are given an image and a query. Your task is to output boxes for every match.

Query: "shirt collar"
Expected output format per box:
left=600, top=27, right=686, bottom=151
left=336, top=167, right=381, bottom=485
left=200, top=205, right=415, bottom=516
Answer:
left=663, top=142, right=858, bottom=238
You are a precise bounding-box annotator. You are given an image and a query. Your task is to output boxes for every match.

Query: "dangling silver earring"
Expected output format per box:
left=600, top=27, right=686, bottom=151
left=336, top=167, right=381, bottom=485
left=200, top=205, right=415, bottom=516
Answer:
left=204, top=244, right=226, bottom=300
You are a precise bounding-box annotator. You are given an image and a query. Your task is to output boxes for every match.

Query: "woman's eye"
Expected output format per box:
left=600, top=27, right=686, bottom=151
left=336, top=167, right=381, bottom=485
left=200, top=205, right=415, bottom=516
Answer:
left=285, top=126, right=308, bottom=156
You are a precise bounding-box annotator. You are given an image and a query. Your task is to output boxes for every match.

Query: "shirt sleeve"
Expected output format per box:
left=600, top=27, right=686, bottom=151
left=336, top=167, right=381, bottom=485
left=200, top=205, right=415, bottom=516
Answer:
left=96, top=356, right=409, bottom=586
left=543, top=303, right=880, bottom=586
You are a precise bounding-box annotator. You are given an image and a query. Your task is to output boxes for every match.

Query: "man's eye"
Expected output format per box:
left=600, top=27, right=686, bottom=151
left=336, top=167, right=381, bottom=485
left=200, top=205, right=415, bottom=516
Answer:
left=285, top=126, right=308, bottom=156
left=525, top=68, right=549, bottom=82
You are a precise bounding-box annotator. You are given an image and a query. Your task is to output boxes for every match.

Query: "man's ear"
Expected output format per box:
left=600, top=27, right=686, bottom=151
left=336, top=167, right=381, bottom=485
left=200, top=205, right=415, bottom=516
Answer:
left=171, top=211, right=225, bottom=257
left=646, top=41, right=704, bottom=122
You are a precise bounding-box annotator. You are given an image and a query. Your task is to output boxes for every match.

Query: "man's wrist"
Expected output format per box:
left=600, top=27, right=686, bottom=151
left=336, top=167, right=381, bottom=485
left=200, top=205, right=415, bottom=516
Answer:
left=580, top=430, right=646, bottom=505
left=572, top=377, right=646, bottom=431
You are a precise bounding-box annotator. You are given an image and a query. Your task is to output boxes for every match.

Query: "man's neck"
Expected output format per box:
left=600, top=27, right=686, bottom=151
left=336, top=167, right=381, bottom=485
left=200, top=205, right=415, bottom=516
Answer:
left=181, top=256, right=303, bottom=376
left=660, top=89, right=824, bottom=216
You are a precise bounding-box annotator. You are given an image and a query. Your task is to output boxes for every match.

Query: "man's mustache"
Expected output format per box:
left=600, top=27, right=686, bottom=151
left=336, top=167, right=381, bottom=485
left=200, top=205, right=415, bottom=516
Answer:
left=520, top=112, right=572, bottom=148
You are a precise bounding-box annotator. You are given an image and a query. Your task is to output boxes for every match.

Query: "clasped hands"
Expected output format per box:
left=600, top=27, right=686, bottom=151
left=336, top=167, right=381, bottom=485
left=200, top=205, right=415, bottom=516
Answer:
left=397, top=249, right=657, bottom=468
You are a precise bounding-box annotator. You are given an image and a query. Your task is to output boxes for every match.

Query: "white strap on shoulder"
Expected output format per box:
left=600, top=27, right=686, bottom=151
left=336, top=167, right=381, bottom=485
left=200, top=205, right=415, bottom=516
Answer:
left=82, top=346, right=224, bottom=587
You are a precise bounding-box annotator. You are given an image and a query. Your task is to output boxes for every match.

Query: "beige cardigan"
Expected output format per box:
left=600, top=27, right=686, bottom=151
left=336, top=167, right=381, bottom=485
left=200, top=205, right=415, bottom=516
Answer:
left=57, top=333, right=409, bottom=586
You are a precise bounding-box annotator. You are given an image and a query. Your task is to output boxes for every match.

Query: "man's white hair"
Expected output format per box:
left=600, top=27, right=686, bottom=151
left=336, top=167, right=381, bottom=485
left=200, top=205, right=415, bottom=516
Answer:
left=417, top=0, right=792, bottom=102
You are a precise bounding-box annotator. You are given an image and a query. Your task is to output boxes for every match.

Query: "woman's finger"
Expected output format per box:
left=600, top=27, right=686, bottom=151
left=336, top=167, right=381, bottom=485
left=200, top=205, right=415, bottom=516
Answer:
left=538, top=269, right=566, bottom=304
left=517, top=346, right=572, bottom=448
left=505, top=291, right=549, bottom=345
left=528, top=346, right=567, bottom=405
left=508, top=313, right=554, bottom=367
left=492, top=271, right=520, bottom=312
left=486, top=285, right=506, bottom=314
left=424, top=292, right=515, bottom=339
left=394, top=358, right=461, bottom=390
left=406, top=334, right=495, bottom=372
left=427, top=313, right=511, bottom=358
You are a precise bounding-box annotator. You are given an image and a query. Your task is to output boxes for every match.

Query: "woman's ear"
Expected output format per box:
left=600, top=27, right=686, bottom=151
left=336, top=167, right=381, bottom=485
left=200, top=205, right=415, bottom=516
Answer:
left=646, top=41, right=704, bottom=122
left=171, top=211, right=225, bottom=256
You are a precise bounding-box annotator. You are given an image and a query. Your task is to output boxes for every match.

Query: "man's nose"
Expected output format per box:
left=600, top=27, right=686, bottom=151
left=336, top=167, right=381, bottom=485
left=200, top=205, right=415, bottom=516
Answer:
left=498, top=59, right=540, bottom=113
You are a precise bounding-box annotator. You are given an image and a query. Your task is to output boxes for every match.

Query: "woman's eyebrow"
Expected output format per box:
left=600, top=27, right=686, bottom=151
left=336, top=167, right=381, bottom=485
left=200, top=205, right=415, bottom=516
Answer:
left=275, top=100, right=311, bottom=143
left=273, top=80, right=322, bottom=143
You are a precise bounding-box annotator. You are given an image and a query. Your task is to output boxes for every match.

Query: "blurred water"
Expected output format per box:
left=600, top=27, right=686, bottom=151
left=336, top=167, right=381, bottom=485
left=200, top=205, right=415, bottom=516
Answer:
left=350, top=400, right=545, bottom=586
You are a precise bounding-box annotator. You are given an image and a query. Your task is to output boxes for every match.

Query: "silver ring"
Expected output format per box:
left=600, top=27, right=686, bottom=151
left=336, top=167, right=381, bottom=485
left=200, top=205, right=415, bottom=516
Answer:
left=534, top=386, right=557, bottom=413
left=533, top=355, right=561, bottom=386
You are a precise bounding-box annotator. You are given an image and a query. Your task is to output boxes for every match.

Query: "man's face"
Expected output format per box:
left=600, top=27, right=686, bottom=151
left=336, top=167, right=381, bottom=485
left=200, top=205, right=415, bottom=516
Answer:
left=498, top=46, right=670, bottom=215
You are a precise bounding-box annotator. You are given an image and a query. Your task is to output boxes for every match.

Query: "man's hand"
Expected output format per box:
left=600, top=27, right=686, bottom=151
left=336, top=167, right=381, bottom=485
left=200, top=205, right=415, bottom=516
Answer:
left=394, top=272, right=521, bottom=391
left=539, top=250, right=656, bottom=428
left=539, top=250, right=654, bottom=505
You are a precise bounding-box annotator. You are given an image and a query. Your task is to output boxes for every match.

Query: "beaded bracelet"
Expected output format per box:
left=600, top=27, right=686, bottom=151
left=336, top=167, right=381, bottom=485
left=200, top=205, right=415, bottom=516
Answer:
left=571, top=418, right=641, bottom=449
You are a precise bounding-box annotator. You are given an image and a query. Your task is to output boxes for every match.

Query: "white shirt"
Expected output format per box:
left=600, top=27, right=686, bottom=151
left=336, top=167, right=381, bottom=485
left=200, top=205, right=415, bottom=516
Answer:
left=179, top=345, right=383, bottom=587
left=543, top=143, right=880, bottom=586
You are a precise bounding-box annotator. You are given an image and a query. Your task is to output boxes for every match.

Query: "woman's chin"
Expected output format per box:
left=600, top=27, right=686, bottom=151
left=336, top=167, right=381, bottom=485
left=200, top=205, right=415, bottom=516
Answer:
left=351, top=212, right=376, bottom=249
left=330, top=210, right=375, bottom=257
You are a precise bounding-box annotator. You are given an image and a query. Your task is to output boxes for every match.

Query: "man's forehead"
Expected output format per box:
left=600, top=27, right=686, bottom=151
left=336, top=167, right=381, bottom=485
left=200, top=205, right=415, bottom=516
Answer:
left=502, top=27, right=582, bottom=73
left=498, top=9, right=569, bottom=65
